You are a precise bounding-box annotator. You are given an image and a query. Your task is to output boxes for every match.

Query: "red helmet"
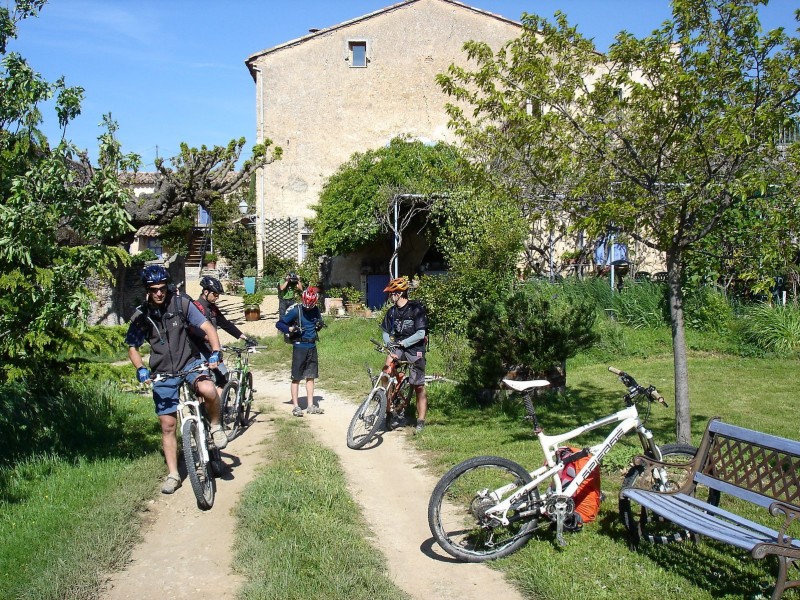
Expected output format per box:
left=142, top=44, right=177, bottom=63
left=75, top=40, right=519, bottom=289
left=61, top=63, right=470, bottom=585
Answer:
left=302, top=286, right=319, bottom=307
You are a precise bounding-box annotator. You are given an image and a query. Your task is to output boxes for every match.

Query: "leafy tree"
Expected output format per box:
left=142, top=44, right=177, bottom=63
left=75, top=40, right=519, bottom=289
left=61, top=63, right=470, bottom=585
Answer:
left=309, top=136, right=461, bottom=257
left=0, top=2, right=137, bottom=380
left=208, top=189, right=257, bottom=278
left=437, top=0, right=800, bottom=442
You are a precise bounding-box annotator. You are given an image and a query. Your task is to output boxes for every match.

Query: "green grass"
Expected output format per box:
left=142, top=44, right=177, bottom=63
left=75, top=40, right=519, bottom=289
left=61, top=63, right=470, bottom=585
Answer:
left=232, top=417, right=407, bottom=600
left=0, top=453, right=164, bottom=600
left=412, top=355, right=800, bottom=600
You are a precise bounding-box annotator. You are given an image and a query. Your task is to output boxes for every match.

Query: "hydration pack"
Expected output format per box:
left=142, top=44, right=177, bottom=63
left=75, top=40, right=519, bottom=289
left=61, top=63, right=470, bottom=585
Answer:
left=552, top=447, right=602, bottom=528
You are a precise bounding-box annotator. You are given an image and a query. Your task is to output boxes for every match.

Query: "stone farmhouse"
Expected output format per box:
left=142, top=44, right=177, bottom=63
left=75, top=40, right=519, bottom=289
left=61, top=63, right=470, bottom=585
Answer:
left=245, top=0, right=523, bottom=306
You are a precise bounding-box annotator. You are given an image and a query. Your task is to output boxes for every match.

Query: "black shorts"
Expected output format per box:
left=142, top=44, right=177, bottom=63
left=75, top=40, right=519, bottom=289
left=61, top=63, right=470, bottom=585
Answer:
left=291, top=345, right=318, bottom=380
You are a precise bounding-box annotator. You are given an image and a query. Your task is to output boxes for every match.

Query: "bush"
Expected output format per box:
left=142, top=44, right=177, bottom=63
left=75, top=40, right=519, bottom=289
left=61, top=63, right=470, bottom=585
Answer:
left=683, top=285, right=734, bottom=332
left=611, top=281, right=669, bottom=328
left=466, top=284, right=598, bottom=390
left=738, top=303, right=800, bottom=356
left=129, top=248, right=158, bottom=265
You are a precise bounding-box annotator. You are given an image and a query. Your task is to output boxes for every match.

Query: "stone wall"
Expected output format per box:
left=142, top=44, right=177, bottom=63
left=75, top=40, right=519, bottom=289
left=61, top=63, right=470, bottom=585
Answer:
left=87, top=256, right=186, bottom=326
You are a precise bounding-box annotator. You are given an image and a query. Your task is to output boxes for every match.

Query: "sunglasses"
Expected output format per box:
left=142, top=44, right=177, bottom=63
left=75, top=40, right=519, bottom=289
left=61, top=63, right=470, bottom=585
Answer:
left=147, top=285, right=168, bottom=295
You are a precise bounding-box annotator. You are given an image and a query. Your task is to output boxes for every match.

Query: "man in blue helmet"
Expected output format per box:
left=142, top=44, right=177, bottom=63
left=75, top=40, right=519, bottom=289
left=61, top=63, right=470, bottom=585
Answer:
left=125, top=265, right=228, bottom=494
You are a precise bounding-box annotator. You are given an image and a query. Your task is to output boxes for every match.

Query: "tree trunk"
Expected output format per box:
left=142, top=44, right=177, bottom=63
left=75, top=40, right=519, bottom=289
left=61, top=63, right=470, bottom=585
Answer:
left=666, top=250, right=691, bottom=444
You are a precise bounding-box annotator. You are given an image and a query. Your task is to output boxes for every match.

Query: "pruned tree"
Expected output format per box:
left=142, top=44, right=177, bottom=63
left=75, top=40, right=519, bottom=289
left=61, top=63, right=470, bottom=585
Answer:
left=119, top=138, right=282, bottom=244
left=437, top=0, right=800, bottom=442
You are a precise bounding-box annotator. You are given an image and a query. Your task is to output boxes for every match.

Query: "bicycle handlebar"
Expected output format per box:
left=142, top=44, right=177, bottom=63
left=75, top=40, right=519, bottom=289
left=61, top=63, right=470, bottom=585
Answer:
left=607, top=366, right=668, bottom=408
left=151, top=362, right=210, bottom=382
left=222, top=344, right=266, bottom=354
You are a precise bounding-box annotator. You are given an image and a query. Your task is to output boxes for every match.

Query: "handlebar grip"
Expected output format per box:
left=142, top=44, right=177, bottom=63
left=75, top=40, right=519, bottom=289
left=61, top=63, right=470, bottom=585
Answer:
left=651, top=389, right=668, bottom=407
left=608, top=366, right=623, bottom=375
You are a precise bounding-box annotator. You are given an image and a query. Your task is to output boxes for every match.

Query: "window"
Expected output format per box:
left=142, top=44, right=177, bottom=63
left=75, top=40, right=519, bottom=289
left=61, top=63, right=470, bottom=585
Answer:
left=348, top=41, right=367, bottom=67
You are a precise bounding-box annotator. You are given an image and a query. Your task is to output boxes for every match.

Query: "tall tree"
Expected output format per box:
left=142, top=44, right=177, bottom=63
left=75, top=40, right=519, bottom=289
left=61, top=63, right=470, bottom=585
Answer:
left=437, top=0, right=800, bottom=442
left=0, top=2, right=137, bottom=379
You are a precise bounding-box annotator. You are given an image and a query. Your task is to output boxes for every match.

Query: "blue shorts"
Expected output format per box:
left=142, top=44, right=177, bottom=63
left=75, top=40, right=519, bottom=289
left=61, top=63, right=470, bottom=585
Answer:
left=152, top=357, right=208, bottom=416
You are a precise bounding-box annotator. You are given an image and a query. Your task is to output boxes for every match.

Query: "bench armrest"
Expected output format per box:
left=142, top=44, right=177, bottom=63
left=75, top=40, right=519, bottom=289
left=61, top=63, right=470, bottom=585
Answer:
left=770, top=501, right=800, bottom=546
left=628, top=454, right=696, bottom=495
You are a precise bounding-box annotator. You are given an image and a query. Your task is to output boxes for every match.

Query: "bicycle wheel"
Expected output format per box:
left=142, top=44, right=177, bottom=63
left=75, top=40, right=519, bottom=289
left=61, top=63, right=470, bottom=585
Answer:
left=620, top=442, right=719, bottom=545
left=385, top=378, right=413, bottom=431
left=346, top=388, right=386, bottom=449
left=239, top=371, right=254, bottom=428
left=220, top=379, right=240, bottom=441
left=428, top=456, right=539, bottom=562
left=182, top=418, right=215, bottom=510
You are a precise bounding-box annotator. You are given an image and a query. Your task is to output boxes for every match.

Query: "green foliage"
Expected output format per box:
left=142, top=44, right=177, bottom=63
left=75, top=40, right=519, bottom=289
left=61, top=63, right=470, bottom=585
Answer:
left=261, top=251, right=297, bottom=279
left=242, top=267, right=257, bottom=277
left=611, top=281, right=669, bottom=328
left=683, top=285, right=734, bottom=332
left=157, top=204, right=195, bottom=256
left=309, top=137, right=461, bottom=257
left=466, top=284, right=598, bottom=387
left=739, top=303, right=800, bottom=356
left=1, top=7, right=139, bottom=380
left=209, top=193, right=256, bottom=277
left=129, top=248, right=158, bottom=265
left=242, top=292, right=264, bottom=306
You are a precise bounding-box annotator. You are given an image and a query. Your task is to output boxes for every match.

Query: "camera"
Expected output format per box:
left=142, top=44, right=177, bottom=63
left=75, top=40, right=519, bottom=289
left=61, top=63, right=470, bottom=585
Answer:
left=287, top=272, right=299, bottom=284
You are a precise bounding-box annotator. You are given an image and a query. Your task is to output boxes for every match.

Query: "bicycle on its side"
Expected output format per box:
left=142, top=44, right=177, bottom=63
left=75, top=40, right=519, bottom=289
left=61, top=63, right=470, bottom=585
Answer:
left=346, top=339, right=415, bottom=449
left=427, top=367, right=700, bottom=562
left=153, top=363, right=222, bottom=510
left=219, top=343, right=265, bottom=441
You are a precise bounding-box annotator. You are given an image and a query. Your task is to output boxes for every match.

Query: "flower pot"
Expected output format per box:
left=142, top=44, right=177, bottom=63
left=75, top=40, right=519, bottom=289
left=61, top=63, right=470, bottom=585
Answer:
left=325, top=297, right=343, bottom=315
left=244, top=305, right=261, bottom=321
left=243, top=276, right=256, bottom=294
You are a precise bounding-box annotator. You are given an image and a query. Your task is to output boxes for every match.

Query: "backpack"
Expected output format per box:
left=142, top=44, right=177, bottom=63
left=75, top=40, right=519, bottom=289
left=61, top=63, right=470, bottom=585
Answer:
left=283, top=303, right=302, bottom=344
left=551, top=447, right=602, bottom=528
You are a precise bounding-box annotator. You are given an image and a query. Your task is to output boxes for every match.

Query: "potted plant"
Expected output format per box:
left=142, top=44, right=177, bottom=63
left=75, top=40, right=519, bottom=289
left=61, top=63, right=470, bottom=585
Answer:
left=242, top=291, right=264, bottom=321
left=324, top=287, right=345, bottom=315
left=341, top=285, right=365, bottom=313
left=203, top=252, right=217, bottom=269
left=243, top=267, right=257, bottom=294
left=560, top=248, right=582, bottom=265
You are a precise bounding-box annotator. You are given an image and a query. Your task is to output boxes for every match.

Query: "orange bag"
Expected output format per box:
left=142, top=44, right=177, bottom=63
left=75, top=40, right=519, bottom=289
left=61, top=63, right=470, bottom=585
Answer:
left=554, top=447, right=602, bottom=524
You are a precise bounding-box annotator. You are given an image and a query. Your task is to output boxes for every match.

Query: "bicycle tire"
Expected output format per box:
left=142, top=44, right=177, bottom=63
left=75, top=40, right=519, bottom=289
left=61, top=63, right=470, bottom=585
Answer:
left=220, top=379, right=241, bottom=441
left=240, top=370, right=254, bottom=427
left=182, top=418, right=215, bottom=510
left=385, top=378, right=413, bottom=431
left=346, top=388, right=386, bottom=449
left=428, top=456, right=538, bottom=562
left=619, top=442, right=719, bottom=545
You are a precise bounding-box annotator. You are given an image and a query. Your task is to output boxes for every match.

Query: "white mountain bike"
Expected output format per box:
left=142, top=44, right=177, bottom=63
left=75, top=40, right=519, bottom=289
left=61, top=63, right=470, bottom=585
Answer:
left=427, top=367, right=698, bottom=562
left=153, top=362, right=221, bottom=510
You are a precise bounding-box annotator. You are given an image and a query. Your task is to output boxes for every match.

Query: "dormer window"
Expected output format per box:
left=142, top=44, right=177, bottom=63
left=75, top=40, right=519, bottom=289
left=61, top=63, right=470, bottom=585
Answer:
left=348, top=40, right=367, bottom=67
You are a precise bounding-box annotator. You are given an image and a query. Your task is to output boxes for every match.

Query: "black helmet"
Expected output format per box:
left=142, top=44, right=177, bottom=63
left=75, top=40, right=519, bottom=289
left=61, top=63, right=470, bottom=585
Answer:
left=141, top=265, right=170, bottom=286
left=200, top=275, right=223, bottom=294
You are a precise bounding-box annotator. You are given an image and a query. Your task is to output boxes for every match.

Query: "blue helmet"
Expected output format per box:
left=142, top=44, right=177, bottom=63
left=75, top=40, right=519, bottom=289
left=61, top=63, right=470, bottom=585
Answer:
left=141, top=265, right=170, bottom=286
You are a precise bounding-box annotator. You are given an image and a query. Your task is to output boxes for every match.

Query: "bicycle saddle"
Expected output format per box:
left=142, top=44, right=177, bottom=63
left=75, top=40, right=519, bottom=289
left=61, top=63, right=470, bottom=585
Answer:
left=502, top=379, right=550, bottom=392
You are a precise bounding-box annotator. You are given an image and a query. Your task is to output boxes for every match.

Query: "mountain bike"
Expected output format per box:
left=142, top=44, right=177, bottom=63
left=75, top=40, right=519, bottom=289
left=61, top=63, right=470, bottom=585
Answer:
left=153, top=363, right=221, bottom=510
left=346, top=339, right=414, bottom=449
left=219, top=343, right=265, bottom=441
left=427, top=367, right=699, bottom=562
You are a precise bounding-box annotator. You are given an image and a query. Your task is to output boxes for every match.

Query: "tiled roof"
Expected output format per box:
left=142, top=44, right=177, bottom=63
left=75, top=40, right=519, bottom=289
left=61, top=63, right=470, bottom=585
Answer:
left=135, top=225, right=160, bottom=237
left=120, top=172, right=158, bottom=185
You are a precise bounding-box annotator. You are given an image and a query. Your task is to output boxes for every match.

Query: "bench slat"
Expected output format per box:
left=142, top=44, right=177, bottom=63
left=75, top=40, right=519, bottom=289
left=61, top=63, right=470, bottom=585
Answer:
left=693, top=472, right=777, bottom=510
left=708, top=420, right=800, bottom=457
left=675, top=493, right=788, bottom=539
left=620, top=490, right=800, bottom=552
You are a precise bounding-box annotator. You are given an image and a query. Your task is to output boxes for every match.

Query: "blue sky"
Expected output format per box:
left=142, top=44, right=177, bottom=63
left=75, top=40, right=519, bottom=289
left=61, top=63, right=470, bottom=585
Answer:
left=8, top=0, right=798, bottom=169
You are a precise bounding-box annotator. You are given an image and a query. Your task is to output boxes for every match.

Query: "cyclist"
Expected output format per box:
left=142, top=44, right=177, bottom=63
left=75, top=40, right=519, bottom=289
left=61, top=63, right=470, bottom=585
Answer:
left=191, top=275, right=255, bottom=388
left=126, top=265, right=228, bottom=495
left=278, top=271, right=304, bottom=317
left=275, top=286, right=325, bottom=416
left=380, top=276, right=429, bottom=433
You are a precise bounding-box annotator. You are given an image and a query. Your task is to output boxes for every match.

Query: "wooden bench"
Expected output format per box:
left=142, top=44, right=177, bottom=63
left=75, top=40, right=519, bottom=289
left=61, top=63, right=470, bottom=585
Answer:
left=620, top=418, right=800, bottom=599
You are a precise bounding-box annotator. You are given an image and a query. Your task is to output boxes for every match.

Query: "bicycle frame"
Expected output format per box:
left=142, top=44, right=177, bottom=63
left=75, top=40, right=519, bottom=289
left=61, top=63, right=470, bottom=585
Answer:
left=484, top=392, right=661, bottom=528
left=177, top=379, right=211, bottom=464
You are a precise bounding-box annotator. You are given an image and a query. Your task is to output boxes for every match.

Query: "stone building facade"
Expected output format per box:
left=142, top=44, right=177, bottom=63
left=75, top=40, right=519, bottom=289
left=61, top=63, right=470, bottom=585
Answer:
left=245, top=0, right=522, bottom=291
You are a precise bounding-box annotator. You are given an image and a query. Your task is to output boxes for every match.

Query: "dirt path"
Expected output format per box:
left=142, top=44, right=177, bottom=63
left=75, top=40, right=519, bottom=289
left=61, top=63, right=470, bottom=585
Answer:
left=104, top=286, right=524, bottom=599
